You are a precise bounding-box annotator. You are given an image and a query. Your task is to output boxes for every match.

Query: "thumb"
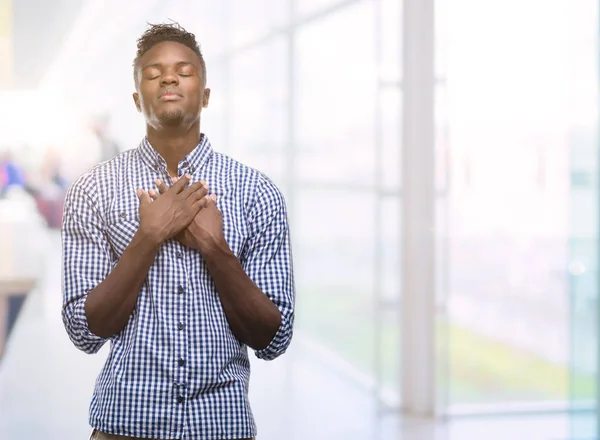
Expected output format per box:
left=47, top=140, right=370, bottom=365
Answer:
left=137, top=189, right=151, bottom=205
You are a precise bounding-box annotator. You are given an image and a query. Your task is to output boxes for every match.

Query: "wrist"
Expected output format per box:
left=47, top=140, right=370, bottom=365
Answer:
left=199, top=235, right=230, bottom=259
left=135, top=225, right=163, bottom=250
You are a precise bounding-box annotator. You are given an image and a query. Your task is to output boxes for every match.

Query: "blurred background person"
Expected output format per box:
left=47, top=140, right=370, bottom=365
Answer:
left=90, top=113, right=121, bottom=162
left=0, top=150, right=27, bottom=197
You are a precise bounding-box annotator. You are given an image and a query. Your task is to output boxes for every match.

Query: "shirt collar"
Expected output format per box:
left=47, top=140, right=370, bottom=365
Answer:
left=137, top=133, right=213, bottom=175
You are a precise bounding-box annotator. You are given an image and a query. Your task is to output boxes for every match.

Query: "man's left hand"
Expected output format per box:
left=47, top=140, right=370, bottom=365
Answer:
left=152, top=178, right=226, bottom=254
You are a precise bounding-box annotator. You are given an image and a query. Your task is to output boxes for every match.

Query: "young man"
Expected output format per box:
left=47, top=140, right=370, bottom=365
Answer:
left=61, top=23, right=295, bottom=440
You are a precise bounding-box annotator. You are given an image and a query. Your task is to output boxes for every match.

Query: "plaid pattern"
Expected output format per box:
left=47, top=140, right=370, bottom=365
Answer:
left=61, top=135, right=295, bottom=440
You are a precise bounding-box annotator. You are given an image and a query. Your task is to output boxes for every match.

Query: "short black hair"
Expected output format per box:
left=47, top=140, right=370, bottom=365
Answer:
left=133, top=22, right=206, bottom=84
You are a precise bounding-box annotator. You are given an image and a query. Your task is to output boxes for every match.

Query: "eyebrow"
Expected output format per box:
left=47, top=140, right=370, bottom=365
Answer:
left=141, top=61, right=197, bottom=71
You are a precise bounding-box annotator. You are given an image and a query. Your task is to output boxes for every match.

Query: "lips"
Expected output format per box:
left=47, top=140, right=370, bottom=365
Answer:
left=159, top=90, right=183, bottom=101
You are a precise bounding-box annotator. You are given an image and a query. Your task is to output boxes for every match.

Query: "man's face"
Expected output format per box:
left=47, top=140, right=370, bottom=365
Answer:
left=133, top=41, right=210, bottom=128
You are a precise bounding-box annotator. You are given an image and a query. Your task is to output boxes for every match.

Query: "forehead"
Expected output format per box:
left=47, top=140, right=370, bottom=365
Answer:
left=140, top=41, right=200, bottom=67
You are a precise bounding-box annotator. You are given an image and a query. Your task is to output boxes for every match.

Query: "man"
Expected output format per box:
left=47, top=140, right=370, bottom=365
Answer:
left=62, top=22, right=295, bottom=440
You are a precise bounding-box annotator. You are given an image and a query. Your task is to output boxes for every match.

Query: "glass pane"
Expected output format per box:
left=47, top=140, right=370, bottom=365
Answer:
left=295, top=0, right=341, bottom=18
left=435, top=0, right=448, bottom=81
left=379, top=0, right=402, bottom=83
left=441, top=0, right=597, bottom=413
left=569, top=1, right=599, bottom=437
left=380, top=88, right=401, bottom=192
left=229, top=0, right=288, bottom=48
left=294, top=188, right=376, bottom=379
left=202, top=59, right=228, bottom=154
left=376, top=196, right=401, bottom=396
left=295, top=1, right=376, bottom=186
left=229, top=37, right=288, bottom=183
left=184, top=1, right=229, bottom=57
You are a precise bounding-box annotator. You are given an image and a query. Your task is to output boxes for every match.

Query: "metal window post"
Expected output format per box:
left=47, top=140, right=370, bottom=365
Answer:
left=401, top=0, right=436, bottom=417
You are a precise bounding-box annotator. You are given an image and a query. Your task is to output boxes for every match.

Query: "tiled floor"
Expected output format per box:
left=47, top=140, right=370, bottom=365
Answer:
left=0, top=230, right=594, bottom=440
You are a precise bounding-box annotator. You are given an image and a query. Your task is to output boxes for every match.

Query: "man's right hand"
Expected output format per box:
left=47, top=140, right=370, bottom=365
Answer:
left=136, top=174, right=208, bottom=246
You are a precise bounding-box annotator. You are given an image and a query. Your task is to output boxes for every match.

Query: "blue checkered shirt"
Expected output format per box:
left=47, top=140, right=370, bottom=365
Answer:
left=61, top=134, right=295, bottom=439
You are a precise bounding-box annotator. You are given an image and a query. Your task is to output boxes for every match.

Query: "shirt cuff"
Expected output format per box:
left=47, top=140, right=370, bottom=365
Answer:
left=63, top=295, right=108, bottom=353
left=254, top=313, right=293, bottom=361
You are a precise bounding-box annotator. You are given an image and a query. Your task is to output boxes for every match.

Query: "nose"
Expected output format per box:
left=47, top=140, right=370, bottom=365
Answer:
left=160, top=70, right=178, bottom=86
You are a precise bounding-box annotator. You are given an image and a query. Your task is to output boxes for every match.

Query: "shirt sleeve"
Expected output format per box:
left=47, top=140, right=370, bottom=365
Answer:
left=242, top=177, right=295, bottom=361
left=61, top=177, right=112, bottom=354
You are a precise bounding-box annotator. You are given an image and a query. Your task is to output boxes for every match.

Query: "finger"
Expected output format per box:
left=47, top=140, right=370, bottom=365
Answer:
left=192, top=195, right=210, bottom=210
left=136, top=189, right=151, bottom=205
left=193, top=192, right=210, bottom=206
left=171, top=174, right=191, bottom=194
left=149, top=189, right=159, bottom=200
left=201, top=195, right=210, bottom=208
left=182, top=181, right=208, bottom=199
left=155, top=179, right=169, bottom=195
left=192, top=180, right=208, bottom=192
left=200, top=194, right=216, bottom=210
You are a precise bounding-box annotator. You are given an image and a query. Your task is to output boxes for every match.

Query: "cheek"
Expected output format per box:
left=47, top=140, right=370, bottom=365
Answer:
left=186, top=94, right=202, bottom=111
left=138, top=94, right=154, bottom=114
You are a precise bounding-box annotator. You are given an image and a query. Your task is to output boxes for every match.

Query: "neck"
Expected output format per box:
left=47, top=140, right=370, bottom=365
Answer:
left=146, top=120, right=202, bottom=176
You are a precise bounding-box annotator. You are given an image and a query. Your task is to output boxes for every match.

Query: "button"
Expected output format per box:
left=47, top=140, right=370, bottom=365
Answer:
left=120, top=212, right=127, bottom=219
left=177, top=395, right=184, bottom=404
left=177, top=285, right=185, bottom=294
left=178, top=358, right=185, bottom=367
left=181, top=161, right=189, bottom=168
left=176, top=251, right=183, bottom=259
left=189, top=166, right=196, bottom=173
left=178, top=322, right=184, bottom=330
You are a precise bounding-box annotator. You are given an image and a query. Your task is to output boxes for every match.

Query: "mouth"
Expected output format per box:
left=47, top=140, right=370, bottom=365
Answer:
left=159, top=90, right=183, bottom=101
left=160, top=94, right=182, bottom=102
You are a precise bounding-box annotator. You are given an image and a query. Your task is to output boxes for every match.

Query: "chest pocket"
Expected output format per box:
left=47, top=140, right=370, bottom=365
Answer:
left=104, top=209, right=140, bottom=260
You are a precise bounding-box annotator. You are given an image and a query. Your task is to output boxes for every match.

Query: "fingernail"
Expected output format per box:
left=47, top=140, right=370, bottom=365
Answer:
left=136, top=189, right=142, bottom=196
left=155, top=179, right=161, bottom=185
left=185, top=174, right=191, bottom=179
left=211, top=194, right=217, bottom=201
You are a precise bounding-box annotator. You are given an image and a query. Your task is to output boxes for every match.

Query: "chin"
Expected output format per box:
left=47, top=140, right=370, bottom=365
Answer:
left=157, top=109, right=185, bottom=126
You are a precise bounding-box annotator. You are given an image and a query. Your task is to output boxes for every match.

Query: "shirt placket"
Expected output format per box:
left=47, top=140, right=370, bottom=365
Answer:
left=149, top=148, right=204, bottom=439
left=166, top=158, right=193, bottom=439
left=171, top=241, right=191, bottom=438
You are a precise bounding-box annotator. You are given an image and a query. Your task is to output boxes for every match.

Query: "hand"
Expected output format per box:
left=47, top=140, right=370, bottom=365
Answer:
left=154, top=179, right=225, bottom=253
left=136, top=174, right=208, bottom=246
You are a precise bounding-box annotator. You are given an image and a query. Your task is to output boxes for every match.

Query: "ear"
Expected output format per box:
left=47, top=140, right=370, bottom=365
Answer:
left=132, top=93, right=142, bottom=113
left=202, top=88, right=211, bottom=109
